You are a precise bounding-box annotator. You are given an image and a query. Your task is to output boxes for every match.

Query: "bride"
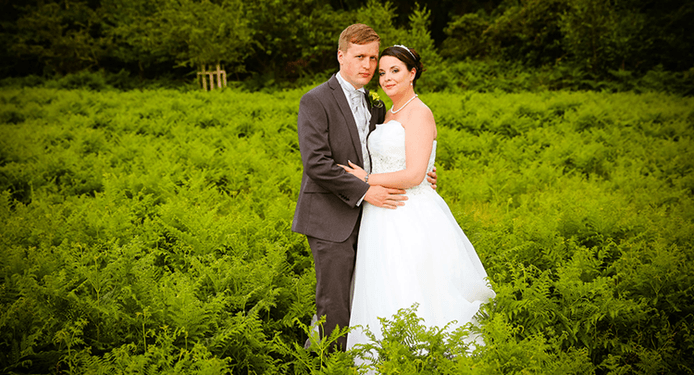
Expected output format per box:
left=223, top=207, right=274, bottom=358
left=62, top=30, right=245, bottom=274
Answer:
left=340, top=45, right=496, bottom=356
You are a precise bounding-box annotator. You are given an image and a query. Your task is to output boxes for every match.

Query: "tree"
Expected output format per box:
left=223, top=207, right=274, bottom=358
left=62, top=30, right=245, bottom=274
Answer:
left=156, top=0, right=252, bottom=72
left=101, top=0, right=168, bottom=78
left=243, top=0, right=349, bottom=86
left=103, top=0, right=252, bottom=80
left=9, top=0, right=108, bottom=75
left=440, top=11, right=491, bottom=61
left=355, top=0, right=439, bottom=65
left=560, top=0, right=647, bottom=74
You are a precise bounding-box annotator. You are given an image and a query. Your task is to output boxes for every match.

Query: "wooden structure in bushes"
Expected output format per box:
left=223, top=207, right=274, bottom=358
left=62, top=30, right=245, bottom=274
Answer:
left=198, top=64, right=227, bottom=90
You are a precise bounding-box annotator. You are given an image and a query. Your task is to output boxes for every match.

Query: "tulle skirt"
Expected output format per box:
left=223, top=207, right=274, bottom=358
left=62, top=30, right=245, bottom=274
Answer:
left=347, top=189, right=496, bottom=352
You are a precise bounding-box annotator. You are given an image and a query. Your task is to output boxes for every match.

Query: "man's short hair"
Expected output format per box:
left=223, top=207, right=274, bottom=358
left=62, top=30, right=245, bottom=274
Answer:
left=338, top=24, right=380, bottom=52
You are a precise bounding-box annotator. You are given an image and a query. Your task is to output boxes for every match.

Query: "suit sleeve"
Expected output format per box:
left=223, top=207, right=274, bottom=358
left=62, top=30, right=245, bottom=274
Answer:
left=297, top=91, right=370, bottom=208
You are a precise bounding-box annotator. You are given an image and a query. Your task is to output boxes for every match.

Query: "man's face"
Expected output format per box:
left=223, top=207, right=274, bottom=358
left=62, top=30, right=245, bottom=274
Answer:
left=337, top=41, right=380, bottom=89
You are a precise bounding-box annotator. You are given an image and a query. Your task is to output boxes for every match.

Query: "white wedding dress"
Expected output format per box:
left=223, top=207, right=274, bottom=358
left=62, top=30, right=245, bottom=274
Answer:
left=347, top=120, right=496, bottom=354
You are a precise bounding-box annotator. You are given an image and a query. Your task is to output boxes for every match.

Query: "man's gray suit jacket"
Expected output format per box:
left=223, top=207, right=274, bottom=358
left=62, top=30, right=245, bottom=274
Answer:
left=292, top=75, right=386, bottom=242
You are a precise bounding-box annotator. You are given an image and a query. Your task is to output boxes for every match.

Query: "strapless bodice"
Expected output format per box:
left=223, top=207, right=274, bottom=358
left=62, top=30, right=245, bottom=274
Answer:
left=368, top=120, right=436, bottom=195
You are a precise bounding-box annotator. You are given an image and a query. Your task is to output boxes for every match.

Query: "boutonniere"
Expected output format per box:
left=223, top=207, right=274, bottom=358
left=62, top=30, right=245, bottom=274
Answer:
left=366, top=91, right=384, bottom=109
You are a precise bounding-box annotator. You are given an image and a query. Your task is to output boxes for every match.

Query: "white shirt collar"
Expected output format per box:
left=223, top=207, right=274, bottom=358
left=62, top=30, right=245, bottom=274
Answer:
left=336, top=72, right=366, bottom=95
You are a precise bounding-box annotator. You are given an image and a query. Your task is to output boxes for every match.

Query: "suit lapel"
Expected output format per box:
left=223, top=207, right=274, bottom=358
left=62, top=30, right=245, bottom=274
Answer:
left=329, top=75, right=364, bottom=166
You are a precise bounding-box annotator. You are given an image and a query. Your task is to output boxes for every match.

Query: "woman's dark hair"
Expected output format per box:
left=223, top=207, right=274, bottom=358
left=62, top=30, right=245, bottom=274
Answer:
left=380, top=45, right=425, bottom=89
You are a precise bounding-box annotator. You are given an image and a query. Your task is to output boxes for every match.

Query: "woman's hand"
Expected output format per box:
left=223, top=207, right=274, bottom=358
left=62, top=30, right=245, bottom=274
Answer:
left=338, top=160, right=368, bottom=182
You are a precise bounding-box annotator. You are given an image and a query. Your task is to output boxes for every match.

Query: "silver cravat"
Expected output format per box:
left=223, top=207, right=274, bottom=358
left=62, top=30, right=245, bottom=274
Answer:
left=347, top=90, right=371, bottom=173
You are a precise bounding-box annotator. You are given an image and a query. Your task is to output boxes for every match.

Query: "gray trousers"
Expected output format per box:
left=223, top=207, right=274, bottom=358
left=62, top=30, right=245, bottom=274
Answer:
left=305, top=214, right=361, bottom=351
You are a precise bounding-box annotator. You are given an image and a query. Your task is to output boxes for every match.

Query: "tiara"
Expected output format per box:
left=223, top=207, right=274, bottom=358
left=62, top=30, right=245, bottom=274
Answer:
left=393, top=44, right=416, bottom=60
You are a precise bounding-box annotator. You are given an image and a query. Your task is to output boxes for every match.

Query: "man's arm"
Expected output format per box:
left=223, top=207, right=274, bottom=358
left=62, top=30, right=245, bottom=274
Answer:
left=298, top=91, right=408, bottom=209
left=427, top=167, right=437, bottom=189
left=364, top=185, right=407, bottom=209
left=297, top=92, right=371, bottom=207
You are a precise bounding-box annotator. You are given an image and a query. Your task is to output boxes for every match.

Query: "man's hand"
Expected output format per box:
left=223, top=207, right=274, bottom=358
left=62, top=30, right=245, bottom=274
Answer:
left=427, top=167, right=438, bottom=190
left=364, top=185, right=407, bottom=209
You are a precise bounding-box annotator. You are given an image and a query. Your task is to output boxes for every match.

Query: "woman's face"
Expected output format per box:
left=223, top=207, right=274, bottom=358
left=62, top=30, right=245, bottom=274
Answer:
left=378, top=55, right=415, bottom=97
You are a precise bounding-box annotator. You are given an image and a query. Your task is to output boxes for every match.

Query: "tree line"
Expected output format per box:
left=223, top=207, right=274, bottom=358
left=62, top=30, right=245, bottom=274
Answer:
left=1, top=0, right=692, bottom=90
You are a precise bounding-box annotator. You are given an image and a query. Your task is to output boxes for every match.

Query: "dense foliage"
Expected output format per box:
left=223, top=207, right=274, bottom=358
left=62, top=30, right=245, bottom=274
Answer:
left=1, top=0, right=692, bottom=91
left=1, top=86, right=693, bottom=373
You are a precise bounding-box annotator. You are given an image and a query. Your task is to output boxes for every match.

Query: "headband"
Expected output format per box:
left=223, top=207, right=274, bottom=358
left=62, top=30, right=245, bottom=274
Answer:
left=393, top=44, right=416, bottom=60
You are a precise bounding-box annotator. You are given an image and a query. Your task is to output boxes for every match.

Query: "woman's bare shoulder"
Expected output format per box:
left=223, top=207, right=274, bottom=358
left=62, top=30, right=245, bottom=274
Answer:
left=409, top=100, right=435, bottom=123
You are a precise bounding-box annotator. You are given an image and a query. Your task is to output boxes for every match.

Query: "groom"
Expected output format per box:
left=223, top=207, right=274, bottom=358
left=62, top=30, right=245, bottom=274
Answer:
left=292, top=24, right=434, bottom=350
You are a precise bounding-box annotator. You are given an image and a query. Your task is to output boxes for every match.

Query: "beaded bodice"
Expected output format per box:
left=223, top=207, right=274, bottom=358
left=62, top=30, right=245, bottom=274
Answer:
left=368, top=120, right=436, bottom=195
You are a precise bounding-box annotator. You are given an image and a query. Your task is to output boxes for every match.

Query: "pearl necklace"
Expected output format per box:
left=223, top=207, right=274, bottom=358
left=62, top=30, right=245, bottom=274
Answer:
left=390, top=94, right=418, bottom=114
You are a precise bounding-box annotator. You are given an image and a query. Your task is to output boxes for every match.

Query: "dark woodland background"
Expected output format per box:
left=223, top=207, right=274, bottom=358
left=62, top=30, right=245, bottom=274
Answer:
left=1, top=0, right=692, bottom=93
